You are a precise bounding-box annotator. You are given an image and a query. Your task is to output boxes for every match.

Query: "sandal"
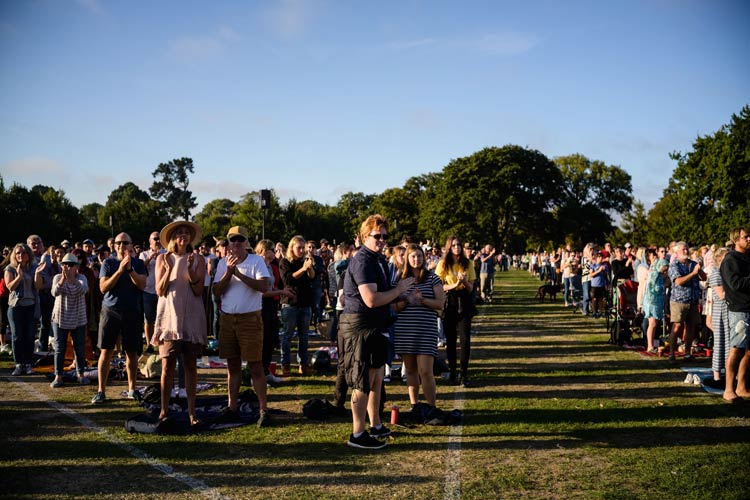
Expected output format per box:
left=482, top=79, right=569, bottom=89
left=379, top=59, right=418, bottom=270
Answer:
left=189, top=416, right=204, bottom=430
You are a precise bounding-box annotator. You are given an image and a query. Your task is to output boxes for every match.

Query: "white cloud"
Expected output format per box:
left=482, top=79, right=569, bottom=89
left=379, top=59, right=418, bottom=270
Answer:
left=264, top=0, right=315, bottom=41
left=406, top=108, right=441, bottom=130
left=218, top=25, right=242, bottom=41
left=386, top=38, right=437, bottom=51
left=383, top=32, right=540, bottom=56
left=469, top=33, right=541, bottom=56
left=1, top=157, right=65, bottom=176
left=169, top=36, right=223, bottom=61
left=75, top=0, right=105, bottom=16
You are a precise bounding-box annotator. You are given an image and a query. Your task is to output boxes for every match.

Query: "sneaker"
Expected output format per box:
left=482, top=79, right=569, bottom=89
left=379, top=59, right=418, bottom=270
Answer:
left=266, top=373, right=283, bottom=384
left=11, top=364, right=22, bottom=376
left=257, top=409, right=271, bottom=428
left=91, top=391, right=106, bottom=404
left=383, top=376, right=391, bottom=383
left=368, top=425, right=391, bottom=438
left=684, top=374, right=693, bottom=384
left=25, top=364, right=33, bottom=375
left=692, top=374, right=702, bottom=385
left=50, top=378, right=64, bottom=388
left=126, top=389, right=142, bottom=402
left=347, top=432, right=387, bottom=450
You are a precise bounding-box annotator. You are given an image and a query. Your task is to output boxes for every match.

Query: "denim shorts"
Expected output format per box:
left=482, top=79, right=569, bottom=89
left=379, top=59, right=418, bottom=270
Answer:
left=728, top=310, right=750, bottom=349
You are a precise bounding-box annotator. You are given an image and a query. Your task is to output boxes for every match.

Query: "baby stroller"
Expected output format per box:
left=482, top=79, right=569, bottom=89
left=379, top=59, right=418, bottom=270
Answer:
left=607, top=280, right=640, bottom=345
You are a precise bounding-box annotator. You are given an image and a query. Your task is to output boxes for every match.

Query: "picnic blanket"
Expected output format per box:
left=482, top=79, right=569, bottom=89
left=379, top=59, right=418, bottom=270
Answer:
left=125, top=389, right=263, bottom=434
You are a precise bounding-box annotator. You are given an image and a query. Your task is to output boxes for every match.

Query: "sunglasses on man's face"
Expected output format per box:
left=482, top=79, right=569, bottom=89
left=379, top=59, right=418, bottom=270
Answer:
left=114, top=241, right=130, bottom=246
left=62, top=263, right=77, bottom=268
left=369, top=233, right=387, bottom=241
left=229, top=236, right=247, bottom=243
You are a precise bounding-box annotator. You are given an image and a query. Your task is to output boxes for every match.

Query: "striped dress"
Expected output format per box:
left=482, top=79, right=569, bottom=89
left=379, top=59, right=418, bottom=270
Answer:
left=393, top=272, right=442, bottom=357
left=709, top=268, right=729, bottom=373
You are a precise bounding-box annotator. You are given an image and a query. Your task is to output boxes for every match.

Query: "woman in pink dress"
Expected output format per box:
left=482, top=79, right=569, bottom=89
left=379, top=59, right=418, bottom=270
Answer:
left=151, top=221, right=207, bottom=427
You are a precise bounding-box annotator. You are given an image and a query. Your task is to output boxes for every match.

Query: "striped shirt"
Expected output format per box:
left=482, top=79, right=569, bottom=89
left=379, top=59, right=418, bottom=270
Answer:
left=51, top=274, right=88, bottom=329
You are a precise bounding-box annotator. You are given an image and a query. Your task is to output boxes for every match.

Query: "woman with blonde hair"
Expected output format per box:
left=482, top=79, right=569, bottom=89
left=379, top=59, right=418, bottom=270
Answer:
left=279, top=235, right=315, bottom=375
left=4, top=243, right=42, bottom=375
left=436, top=235, right=476, bottom=385
left=393, top=244, right=444, bottom=406
left=150, top=221, right=207, bottom=428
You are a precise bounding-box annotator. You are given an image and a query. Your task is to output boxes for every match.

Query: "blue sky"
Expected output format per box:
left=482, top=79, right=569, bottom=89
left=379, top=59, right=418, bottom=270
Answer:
left=1, top=0, right=748, bottom=218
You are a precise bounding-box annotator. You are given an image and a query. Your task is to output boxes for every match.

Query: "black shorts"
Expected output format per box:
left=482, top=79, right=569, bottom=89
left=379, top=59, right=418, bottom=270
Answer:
left=591, top=286, right=606, bottom=299
left=98, top=306, right=143, bottom=354
left=339, top=313, right=388, bottom=394
left=142, top=292, right=158, bottom=325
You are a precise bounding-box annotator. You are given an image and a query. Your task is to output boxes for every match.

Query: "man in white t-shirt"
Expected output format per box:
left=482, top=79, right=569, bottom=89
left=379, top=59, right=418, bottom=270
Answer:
left=212, top=226, right=271, bottom=427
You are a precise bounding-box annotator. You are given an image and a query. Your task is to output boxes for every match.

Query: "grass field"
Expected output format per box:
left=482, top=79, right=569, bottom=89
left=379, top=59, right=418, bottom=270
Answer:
left=1, top=269, right=749, bottom=500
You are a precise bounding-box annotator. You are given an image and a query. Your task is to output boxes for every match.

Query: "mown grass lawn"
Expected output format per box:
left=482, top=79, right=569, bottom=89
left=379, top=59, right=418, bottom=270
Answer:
left=1, top=269, right=749, bottom=500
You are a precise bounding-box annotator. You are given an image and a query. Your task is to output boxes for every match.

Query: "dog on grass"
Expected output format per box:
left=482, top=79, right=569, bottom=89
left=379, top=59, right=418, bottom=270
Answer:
left=536, top=283, right=561, bottom=302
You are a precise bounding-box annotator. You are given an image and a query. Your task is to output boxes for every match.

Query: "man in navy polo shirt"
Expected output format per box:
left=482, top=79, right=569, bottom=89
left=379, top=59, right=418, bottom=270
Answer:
left=339, top=214, right=414, bottom=449
left=92, top=232, right=146, bottom=404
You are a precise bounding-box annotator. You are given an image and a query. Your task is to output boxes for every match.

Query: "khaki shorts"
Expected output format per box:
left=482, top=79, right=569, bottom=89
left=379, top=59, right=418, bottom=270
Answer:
left=219, top=311, right=263, bottom=363
left=670, top=302, right=700, bottom=326
left=158, top=339, right=204, bottom=360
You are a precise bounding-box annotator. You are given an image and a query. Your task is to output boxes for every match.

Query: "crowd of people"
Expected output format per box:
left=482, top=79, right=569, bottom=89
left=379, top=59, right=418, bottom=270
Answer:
left=519, top=231, right=750, bottom=404
left=2, top=222, right=748, bottom=446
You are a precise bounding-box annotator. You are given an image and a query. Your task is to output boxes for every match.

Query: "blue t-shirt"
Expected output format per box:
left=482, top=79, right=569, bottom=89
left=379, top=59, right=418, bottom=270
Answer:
left=100, top=256, right=146, bottom=312
left=590, top=262, right=608, bottom=288
left=343, top=246, right=392, bottom=316
left=480, top=253, right=495, bottom=275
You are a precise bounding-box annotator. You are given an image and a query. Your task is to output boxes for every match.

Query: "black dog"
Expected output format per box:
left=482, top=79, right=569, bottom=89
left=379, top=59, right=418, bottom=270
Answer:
left=536, top=283, right=561, bottom=302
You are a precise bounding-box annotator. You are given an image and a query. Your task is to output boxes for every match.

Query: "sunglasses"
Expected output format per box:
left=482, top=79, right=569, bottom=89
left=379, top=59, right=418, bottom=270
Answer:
left=229, top=236, right=247, bottom=243
left=62, top=262, right=77, bottom=267
left=114, top=241, right=130, bottom=246
left=369, top=234, right=387, bottom=241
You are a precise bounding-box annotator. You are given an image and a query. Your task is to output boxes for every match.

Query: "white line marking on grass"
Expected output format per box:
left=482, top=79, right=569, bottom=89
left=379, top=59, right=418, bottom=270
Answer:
left=444, top=386, right=465, bottom=500
left=443, top=305, right=486, bottom=500
left=7, top=377, right=231, bottom=500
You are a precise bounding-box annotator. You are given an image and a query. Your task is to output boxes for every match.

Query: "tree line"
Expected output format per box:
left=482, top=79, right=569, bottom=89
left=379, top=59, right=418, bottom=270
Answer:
left=2, top=106, right=747, bottom=251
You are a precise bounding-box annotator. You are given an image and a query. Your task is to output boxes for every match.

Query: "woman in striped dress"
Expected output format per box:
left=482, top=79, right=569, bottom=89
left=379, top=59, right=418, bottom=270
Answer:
left=393, top=244, right=444, bottom=406
left=709, top=247, right=730, bottom=381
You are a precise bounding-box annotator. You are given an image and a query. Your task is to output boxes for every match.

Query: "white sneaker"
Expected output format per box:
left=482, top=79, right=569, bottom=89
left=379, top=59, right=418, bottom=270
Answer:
left=684, top=374, right=694, bottom=384
left=266, top=373, right=282, bottom=384
left=12, top=364, right=22, bottom=376
left=692, top=374, right=702, bottom=385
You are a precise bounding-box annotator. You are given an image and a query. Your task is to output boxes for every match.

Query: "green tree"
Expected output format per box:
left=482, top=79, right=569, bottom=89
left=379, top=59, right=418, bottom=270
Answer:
left=100, top=182, right=169, bottom=245
left=194, top=198, right=235, bottom=243
left=231, top=190, right=286, bottom=244
left=149, top=157, right=197, bottom=221
left=649, top=105, right=750, bottom=244
left=617, top=200, right=650, bottom=247
left=335, top=192, right=375, bottom=239
left=79, top=203, right=109, bottom=243
left=420, top=146, right=563, bottom=251
left=0, top=178, right=81, bottom=246
left=370, top=187, right=419, bottom=244
left=553, top=154, right=633, bottom=246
